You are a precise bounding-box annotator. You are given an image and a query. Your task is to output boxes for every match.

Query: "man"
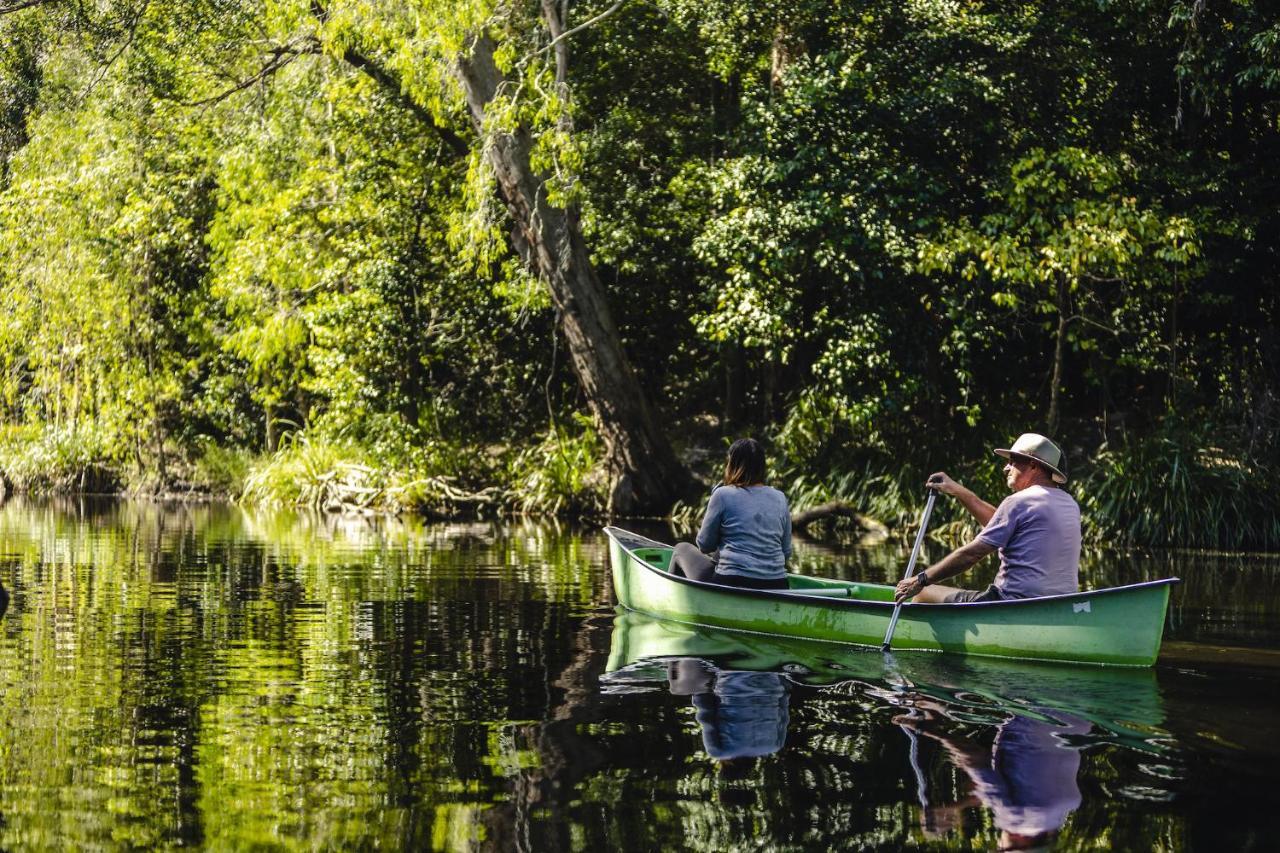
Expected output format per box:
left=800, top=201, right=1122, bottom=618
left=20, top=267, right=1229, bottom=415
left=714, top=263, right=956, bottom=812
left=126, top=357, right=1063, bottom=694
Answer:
left=894, top=433, right=1080, bottom=604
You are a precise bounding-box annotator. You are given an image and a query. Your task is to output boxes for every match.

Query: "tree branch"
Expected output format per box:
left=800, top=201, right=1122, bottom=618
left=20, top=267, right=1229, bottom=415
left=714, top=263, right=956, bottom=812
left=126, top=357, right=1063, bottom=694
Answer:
left=0, top=0, right=51, bottom=16
left=539, top=0, right=569, bottom=86
left=78, top=0, right=151, bottom=102
left=310, top=0, right=468, bottom=157
left=180, top=39, right=314, bottom=108
left=791, top=501, right=888, bottom=538
left=524, top=0, right=626, bottom=64
left=1062, top=313, right=1119, bottom=334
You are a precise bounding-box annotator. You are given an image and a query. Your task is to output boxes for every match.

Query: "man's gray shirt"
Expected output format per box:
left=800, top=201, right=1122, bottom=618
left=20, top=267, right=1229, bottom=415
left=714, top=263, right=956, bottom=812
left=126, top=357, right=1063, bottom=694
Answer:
left=977, top=485, right=1081, bottom=598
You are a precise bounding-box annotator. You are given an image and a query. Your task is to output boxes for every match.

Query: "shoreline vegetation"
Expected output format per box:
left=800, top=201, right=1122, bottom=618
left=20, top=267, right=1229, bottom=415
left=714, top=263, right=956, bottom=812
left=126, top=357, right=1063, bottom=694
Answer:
left=1, top=418, right=1275, bottom=551
left=0, top=4, right=1276, bottom=550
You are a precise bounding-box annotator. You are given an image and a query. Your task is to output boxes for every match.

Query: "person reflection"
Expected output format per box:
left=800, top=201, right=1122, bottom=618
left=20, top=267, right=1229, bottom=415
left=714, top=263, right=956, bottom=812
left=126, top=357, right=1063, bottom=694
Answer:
left=895, top=697, right=1090, bottom=852
left=667, top=658, right=790, bottom=777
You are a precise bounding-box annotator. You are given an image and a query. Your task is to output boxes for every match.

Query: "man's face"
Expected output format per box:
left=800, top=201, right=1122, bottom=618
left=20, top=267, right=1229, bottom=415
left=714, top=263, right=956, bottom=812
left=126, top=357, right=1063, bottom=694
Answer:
left=1003, top=455, right=1040, bottom=492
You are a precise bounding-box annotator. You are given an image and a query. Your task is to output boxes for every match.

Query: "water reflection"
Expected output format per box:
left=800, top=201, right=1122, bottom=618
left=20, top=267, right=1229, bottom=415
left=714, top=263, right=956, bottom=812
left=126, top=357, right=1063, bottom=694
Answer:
left=895, top=699, right=1088, bottom=851
left=606, top=609, right=1176, bottom=848
left=0, top=500, right=1273, bottom=850
left=666, top=659, right=790, bottom=769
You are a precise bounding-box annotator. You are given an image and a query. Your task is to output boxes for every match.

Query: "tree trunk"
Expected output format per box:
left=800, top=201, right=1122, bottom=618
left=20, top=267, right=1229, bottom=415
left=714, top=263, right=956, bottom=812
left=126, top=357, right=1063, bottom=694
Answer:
left=723, top=342, right=744, bottom=429
left=1168, top=268, right=1179, bottom=408
left=265, top=401, right=278, bottom=453
left=1048, top=274, right=1069, bottom=438
left=454, top=36, right=690, bottom=515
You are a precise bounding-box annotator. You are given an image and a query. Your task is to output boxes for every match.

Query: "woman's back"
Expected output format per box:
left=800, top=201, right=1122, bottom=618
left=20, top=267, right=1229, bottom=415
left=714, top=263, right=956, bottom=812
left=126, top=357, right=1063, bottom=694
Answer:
left=695, top=485, right=792, bottom=580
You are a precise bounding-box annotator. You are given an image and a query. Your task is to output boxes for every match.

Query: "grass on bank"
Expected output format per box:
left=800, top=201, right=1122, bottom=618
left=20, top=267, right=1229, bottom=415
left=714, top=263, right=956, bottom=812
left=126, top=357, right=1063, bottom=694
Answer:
left=234, top=416, right=604, bottom=517
left=0, top=424, right=121, bottom=493
left=1, top=418, right=1277, bottom=551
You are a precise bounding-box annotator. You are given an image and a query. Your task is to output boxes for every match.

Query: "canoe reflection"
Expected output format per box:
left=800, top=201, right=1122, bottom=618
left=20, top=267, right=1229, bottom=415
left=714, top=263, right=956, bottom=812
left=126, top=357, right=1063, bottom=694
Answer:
left=667, top=660, right=790, bottom=764
left=604, top=608, right=1172, bottom=838
left=605, top=608, right=1167, bottom=754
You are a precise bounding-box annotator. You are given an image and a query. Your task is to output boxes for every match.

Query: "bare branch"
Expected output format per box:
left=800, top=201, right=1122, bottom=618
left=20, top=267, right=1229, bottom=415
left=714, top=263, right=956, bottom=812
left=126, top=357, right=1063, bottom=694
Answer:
left=791, top=500, right=888, bottom=537
left=524, top=0, right=625, bottom=64
left=179, top=38, right=316, bottom=108
left=1062, top=313, right=1119, bottom=334
left=0, top=0, right=52, bottom=16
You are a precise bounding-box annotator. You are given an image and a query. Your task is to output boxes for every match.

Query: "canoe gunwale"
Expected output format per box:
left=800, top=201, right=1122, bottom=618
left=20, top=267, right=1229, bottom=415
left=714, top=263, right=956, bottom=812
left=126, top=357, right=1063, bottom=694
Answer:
left=603, top=526, right=1180, bottom=611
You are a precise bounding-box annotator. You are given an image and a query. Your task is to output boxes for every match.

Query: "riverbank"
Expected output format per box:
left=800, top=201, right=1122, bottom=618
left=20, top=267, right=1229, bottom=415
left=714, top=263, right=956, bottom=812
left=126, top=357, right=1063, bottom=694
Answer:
left=3, top=421, right=1277, bottom=551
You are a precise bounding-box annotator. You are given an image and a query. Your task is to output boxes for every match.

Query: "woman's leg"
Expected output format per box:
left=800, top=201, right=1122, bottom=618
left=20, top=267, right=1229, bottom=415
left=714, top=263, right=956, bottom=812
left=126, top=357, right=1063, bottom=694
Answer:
left=671, top=542, right=717, bottom=582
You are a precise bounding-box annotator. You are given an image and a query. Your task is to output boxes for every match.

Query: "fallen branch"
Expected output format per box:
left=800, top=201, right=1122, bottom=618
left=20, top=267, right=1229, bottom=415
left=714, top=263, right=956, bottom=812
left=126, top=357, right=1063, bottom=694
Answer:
left=791, top=501, right=888, bottom=538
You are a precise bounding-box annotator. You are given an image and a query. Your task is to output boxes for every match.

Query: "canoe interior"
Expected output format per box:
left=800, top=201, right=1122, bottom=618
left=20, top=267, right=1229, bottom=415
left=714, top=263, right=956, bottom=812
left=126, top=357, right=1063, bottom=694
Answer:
left=630, top=545, right=897, bottom=602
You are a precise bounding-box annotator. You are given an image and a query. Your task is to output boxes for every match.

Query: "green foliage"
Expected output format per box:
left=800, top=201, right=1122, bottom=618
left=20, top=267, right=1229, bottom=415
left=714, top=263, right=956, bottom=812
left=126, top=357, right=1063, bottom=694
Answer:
left=0, top=423, right=120, bottom=492
left=508, top=414, right=605, bottom=517
left=190, top=440, right=255, bottom=496
left=239, top=434, right=364, bottom=509
left=0, top=0, right=1273, bottom=542
left=1078, top=422, right=1280, bottom=550
left=918, top=147, right=1199, bottom=294
left=239, top=429, right=505, bottom=515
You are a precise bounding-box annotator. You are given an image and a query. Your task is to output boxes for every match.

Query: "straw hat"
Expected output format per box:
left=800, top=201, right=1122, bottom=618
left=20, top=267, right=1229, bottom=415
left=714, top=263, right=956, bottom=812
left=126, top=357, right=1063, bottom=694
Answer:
left=994, top=433, right=1068, bottom=484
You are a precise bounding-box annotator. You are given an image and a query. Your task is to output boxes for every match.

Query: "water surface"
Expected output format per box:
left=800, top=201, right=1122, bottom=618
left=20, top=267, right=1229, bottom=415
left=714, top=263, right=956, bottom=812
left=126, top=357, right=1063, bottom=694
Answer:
left=0, top=499, right=1275, bottom=850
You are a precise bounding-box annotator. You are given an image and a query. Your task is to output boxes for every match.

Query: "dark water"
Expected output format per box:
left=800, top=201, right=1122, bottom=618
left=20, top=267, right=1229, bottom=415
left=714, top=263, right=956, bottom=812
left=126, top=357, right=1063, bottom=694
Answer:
left=0, top=499, right=1276, bottom=851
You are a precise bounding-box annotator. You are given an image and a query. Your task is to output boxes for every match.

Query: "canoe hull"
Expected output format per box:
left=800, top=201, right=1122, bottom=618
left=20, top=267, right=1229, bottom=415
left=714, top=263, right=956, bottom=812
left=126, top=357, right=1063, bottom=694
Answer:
left=605, top=527, right=1175, bottom=667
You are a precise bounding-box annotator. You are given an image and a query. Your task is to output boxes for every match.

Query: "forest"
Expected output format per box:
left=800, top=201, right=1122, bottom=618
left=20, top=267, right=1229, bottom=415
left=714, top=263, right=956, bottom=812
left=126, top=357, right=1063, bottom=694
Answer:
left=0, top=0, right=1276, bottom=547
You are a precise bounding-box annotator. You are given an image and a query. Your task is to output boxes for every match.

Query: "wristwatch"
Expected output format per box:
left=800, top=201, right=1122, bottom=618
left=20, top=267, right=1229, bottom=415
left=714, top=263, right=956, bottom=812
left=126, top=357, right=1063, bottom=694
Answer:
left=916, top=572, right=930, bottom=589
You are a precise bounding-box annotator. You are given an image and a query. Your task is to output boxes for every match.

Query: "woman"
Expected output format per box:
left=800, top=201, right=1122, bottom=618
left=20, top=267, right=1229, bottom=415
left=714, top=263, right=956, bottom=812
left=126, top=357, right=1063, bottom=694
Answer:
left=671, top=438, right=792, bottom=590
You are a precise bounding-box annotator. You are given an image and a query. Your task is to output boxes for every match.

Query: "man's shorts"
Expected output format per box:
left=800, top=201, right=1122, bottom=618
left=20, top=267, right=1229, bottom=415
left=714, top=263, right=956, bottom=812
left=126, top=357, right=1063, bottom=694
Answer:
left=942, top=584, right=1004, bottom=603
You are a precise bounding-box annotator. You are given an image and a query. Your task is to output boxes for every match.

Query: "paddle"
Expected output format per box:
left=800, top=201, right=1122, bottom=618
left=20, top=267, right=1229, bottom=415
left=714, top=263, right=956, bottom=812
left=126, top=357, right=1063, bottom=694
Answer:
left=881, top=489, right=937, bottom=652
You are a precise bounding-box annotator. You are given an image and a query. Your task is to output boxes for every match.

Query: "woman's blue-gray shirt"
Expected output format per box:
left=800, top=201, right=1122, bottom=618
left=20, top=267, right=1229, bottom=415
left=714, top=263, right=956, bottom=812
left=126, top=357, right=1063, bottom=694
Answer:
left=695, top=485, right=792, bottom=580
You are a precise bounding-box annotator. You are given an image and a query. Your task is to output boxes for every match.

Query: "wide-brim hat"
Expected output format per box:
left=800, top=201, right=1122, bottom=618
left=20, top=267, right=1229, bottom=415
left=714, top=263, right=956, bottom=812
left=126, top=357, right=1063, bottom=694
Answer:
left=994, top=433, right=1068, bottom=484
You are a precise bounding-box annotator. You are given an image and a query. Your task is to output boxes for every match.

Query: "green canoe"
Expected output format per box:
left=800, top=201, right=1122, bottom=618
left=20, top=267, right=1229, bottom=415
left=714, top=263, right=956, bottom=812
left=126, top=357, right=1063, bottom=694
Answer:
left=604, top=526, right=1177, bottom=667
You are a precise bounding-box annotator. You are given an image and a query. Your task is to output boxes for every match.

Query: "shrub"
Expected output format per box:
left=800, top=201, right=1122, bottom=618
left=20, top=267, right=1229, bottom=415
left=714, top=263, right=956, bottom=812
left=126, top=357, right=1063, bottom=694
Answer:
left=0, top=423, right=121, bottom=493
left=508, top=414, right=605, bottom=516
left=1078, top=424, right=1280, bottom=550
left=190, top=440, right=255, bottom=497
left=239, top=431, right=506, bottom=516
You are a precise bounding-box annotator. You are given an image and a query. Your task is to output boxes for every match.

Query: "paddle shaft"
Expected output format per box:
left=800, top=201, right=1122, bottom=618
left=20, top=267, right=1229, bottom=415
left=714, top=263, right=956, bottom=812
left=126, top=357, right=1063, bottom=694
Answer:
left=881, top=490, right=937, bottom=651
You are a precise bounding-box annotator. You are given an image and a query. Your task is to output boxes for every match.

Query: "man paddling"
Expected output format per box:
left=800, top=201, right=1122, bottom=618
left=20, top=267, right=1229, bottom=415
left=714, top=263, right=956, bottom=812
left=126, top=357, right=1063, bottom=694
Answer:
left=894, top=433, right=1080, bottom=604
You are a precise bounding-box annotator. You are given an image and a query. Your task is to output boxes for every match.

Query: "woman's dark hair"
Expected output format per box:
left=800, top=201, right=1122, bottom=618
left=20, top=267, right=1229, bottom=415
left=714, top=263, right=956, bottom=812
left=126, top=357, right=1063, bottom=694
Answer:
left=723, top=438, right=767, bottom=487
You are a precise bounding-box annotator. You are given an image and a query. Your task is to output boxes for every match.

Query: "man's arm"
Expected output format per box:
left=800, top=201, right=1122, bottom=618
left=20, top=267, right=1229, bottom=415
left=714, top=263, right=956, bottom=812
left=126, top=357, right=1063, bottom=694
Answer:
left=894, top=538, right=996, bottom=602
left=927, top=472, right=996, bottom=526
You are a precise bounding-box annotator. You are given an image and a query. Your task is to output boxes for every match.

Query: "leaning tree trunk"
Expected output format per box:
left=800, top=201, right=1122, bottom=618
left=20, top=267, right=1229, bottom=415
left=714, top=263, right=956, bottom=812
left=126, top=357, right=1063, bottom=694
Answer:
left=454, top=36, right=690, bottom=515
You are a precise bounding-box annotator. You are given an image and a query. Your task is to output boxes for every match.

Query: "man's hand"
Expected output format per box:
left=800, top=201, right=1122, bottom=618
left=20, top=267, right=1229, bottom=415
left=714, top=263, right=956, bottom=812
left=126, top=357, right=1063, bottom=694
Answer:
left=925, top=471, right=962, bottom=496
left=927, top=471, right=997, bottom=526
left=894, top=573, right=927, bottom=603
